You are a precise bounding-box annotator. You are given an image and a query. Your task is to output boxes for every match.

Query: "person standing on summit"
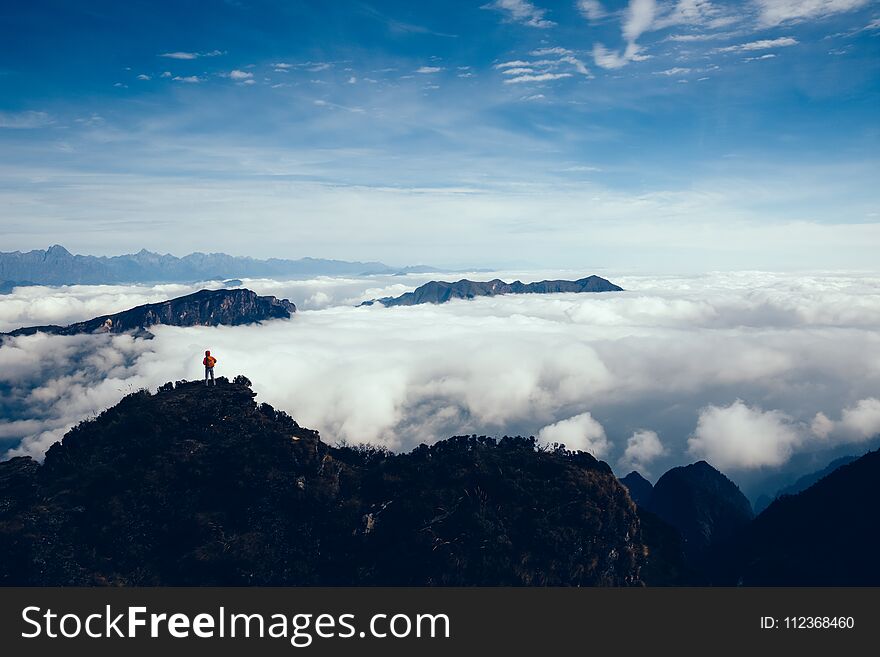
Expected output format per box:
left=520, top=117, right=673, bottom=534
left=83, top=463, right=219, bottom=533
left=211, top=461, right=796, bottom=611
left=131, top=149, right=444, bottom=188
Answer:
left=203, top=350, right=217, bottom=386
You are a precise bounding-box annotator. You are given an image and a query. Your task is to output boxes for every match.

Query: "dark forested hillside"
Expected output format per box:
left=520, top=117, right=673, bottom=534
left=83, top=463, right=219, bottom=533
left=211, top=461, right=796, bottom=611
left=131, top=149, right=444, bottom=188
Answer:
left=0, top=378, right=643, bottom=586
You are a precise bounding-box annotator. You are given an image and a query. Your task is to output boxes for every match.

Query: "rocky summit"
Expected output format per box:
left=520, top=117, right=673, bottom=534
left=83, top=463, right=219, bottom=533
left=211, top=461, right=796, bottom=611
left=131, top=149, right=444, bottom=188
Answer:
left=0, top=378, right=644, bottom=586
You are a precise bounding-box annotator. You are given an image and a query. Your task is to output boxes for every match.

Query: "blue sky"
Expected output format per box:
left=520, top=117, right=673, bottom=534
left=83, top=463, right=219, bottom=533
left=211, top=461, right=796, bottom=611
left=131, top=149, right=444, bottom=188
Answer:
left=1, top=0, right=878, bottom=269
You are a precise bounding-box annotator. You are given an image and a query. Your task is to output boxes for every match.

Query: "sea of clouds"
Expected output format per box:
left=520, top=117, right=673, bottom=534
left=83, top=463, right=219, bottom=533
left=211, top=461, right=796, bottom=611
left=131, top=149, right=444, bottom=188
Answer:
left=2, top=270, right=879, bottom=496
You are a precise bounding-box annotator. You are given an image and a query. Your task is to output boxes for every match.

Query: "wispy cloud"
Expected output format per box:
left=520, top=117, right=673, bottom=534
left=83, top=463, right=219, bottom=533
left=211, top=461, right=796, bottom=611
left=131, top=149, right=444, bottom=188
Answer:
left=754, top=0, right=871, bottom=27
left=136, top=74, right=151, bottom=81
left=415, top=66, right=444, bottom=74
left=717, top=36, right=798, bottom=52
left=226, top=69, right=253, bottom=80
left=666, top=30, right=740, bottom=42
left=482, top=0, right=556, bottom=29
left=172, top=75, right=203, bottom=83
left=530, top=47, right=572, bottom=56
left=504, top=72, right=573, bottom=84
left=654, top=67, right=692, bottom=75
left=0, top=110, right=53, bottom=129
left=159, top=49, right=223, bottom=60
left=576, top=0, right=607, bottom=22
left=591, top=0, right=657, bottom=69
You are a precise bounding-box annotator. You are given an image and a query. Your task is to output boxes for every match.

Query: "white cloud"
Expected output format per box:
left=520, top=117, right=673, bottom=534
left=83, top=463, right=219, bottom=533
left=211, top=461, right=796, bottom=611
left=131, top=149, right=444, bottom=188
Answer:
left=0, top=111, right=53, bottom=129
left=810, top=411, right=834, bottom=439
left=172, top=75, right=202, bottom=83
left=494, top=60, right=532, bottom=68
left=227, top=69, right=253, bottom=80
left=840, top=398, right=880, bottom=440
left=577, top=0, right=607, bottom=21
left=538, top=412, right=611, bottom=456
left=717, top=37, right=798, bottom=52
left=159, top=50, right=223, bottom=60
left=619, top=429, right=666, bottom=474
left=504, top=72, right=574, bottom=83
left=812, top=398, right=880, bottom=443
left=160, top=71, right=172, bottom=78
left=415, top=66, right=444, bottom=74
left=754, top=0, right=871, bottom=27
left=136, top=74, right=151, bottom=81
left=688, top=400, right=802, bottom=469
left=482, top=0, right=556, bottom=28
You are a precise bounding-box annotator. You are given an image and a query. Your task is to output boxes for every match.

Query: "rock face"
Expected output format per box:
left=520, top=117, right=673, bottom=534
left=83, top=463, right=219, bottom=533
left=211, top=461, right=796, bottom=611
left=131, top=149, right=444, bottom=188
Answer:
left=713, top=449, right=880, bottom=586
left=620, top=471, right=654, bottom=508
left=3, top=288, right=295, bottom=337
left=0, top=379, right=644, bottom=586
left=0, top=245, right=395, bottom=285
left=364, top=275, right=623, bottom=307
left=649, top=461, right=753, bottom=562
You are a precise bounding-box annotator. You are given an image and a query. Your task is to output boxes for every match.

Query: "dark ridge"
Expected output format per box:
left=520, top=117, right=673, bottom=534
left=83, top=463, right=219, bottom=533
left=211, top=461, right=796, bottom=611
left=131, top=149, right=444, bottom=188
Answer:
left=620, top=471, right=654, bottom=508
left=362, top=275, right=623, bottom=307
left=649, top=461, right=754, bottom=563
left=0, top=378, right=644, bottom=586
left=711, top=449, right=880, bottom=586
left=754, top=454, right=859, bottom=514
left=2, top=288, right=294, bottom=338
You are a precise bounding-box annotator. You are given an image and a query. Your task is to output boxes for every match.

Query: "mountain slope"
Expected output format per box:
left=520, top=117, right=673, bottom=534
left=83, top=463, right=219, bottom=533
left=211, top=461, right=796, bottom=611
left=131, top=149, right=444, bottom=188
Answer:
left=363, top=275, right=623, bottom=307
left=712, top=449, right=880, bottom=585
left=0, top=379, right=644, bottom=586
left=754, top=454, right=858, bottom=514
left=2, top=288, right=294, bottom=337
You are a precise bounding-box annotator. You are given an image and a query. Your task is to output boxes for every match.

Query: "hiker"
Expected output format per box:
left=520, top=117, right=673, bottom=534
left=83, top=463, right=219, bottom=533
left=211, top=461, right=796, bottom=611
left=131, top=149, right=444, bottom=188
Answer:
left=203, top=350, right=217, bottom=385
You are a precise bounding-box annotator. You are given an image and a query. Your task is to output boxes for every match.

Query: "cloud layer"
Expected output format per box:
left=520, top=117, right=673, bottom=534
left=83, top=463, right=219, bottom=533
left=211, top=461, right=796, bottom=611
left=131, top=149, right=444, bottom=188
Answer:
left=2, top=272, right=879, bottom=482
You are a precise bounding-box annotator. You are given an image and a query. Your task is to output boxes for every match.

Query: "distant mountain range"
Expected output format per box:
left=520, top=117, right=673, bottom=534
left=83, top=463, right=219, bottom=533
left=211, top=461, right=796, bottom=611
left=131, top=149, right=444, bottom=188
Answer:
left=0, top=245, right=433, bottom=287
left=362, top=275, right=623, bottom=307
left=2, top=288, right=294, bottom=338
